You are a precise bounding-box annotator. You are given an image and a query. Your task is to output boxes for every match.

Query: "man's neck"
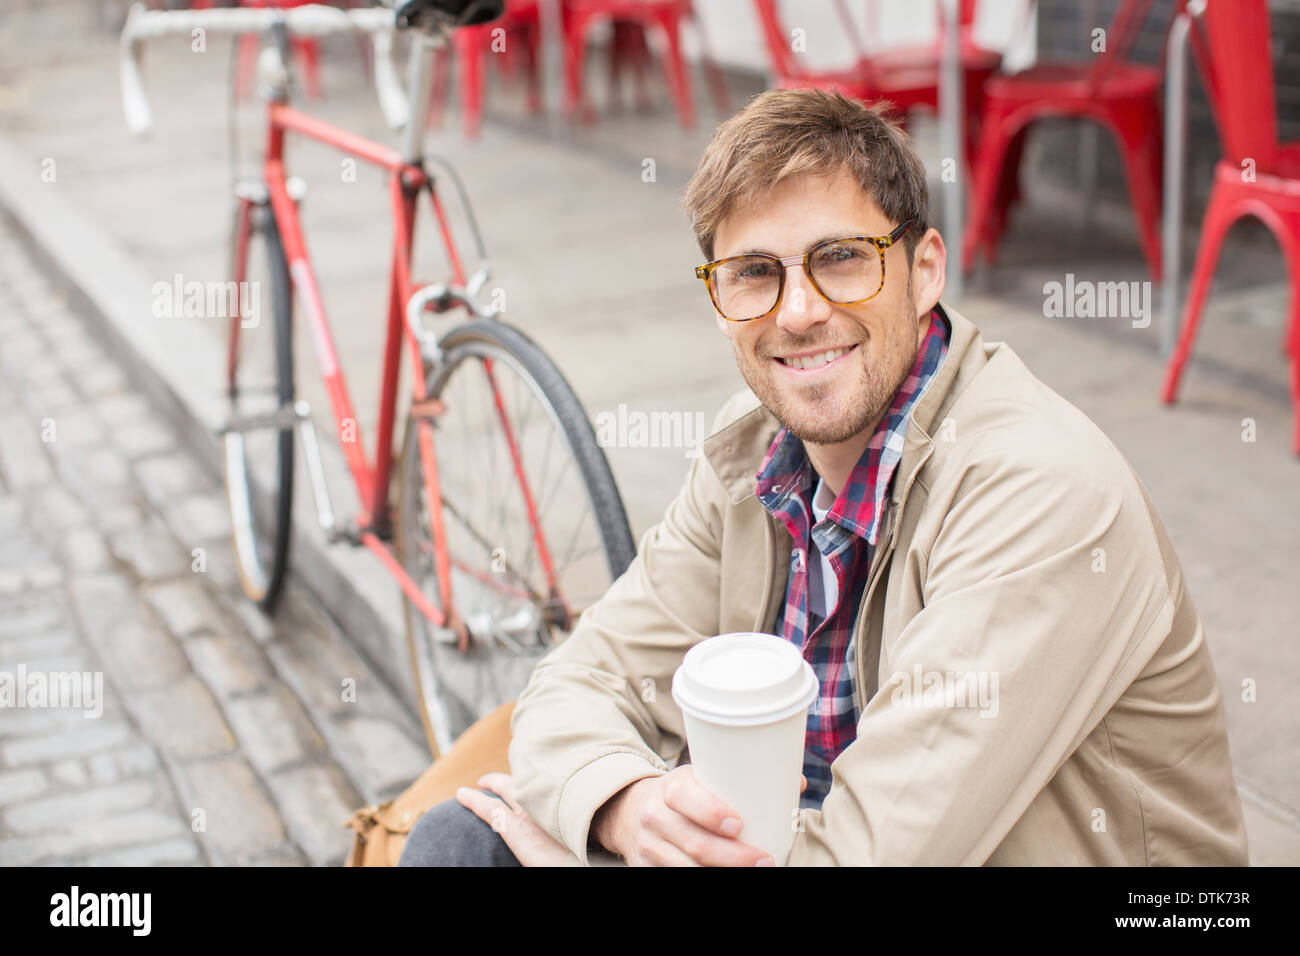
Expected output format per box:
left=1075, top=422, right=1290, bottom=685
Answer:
left=804, top=429, right=875, bottom=499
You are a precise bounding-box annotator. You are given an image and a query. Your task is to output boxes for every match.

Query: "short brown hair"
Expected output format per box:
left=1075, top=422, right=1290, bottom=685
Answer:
left=683, top=88, right=929, bottom=263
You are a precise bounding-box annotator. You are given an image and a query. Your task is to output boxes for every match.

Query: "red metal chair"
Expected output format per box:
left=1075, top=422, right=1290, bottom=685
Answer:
left=750, top=0, right=1001, bottom=167
left=561, top=0, right=725, bottom=129
left=427, top=0, right=543, bottom=139
left=962, top=0, right=1176, bottom=279
left=1161, top=0, right=1300, bottom=454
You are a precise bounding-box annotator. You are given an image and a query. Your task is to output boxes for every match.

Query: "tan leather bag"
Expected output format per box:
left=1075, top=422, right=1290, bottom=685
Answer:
left=344, top=702, right=514, bottom=867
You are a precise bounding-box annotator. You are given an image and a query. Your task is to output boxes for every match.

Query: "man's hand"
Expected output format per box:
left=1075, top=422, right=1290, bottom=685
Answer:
left=457, top=773, right=577, bottom=866
left=592, top=766, right=776, bottom=866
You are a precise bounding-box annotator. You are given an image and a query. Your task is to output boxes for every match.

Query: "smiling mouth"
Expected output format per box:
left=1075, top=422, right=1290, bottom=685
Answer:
left=775, top=344, right=858, bottom=372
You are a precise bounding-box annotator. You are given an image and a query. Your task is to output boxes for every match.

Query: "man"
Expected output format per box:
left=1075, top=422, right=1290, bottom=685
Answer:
left=399, top=88, right=1248, bottom=866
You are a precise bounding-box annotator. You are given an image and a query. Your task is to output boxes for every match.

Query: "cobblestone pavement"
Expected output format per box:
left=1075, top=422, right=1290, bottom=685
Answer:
left=0, top=225, right=431, bottom=866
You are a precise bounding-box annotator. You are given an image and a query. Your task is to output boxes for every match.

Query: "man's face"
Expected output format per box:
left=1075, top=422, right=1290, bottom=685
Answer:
left=711, top=168, right=932, bottom=446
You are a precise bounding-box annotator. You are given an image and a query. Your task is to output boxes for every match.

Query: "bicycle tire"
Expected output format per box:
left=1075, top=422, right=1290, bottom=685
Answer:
left=396, top=319, right=636, bottom=756
left=223, top=205, right=295, bottom=613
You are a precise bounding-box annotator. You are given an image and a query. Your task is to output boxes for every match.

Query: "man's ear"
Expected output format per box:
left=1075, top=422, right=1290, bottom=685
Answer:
left=910, top=226, right=946, bottom=316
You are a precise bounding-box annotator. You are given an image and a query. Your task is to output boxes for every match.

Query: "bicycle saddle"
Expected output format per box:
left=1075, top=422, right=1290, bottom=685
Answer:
left=393, top=0, right=505, bottom=29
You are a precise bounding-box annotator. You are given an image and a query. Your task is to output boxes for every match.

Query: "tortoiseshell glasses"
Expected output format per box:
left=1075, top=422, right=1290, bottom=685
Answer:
left=694, top=218, right=915, bottom=322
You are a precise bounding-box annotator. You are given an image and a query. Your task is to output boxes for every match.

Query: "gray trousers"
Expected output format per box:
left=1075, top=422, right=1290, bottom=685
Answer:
left=397, top=793, right=522, bottom=867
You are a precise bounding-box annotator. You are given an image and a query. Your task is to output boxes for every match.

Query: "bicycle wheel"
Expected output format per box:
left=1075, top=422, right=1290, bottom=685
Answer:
left=396, top=320, right=636, bottom=756
left=223, top=201, right=295, bottom=612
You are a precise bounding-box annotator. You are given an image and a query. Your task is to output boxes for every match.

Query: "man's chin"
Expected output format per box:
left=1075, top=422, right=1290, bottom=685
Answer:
left=763, top=390, right=871, bottom=446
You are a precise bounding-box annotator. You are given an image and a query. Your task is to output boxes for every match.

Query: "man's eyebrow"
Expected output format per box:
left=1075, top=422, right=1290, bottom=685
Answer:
left=737, top=232, right=868, bottom=257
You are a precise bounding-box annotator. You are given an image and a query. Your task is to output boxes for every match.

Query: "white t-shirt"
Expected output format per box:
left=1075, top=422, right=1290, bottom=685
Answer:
left=806, top=476, right=839, bottom=624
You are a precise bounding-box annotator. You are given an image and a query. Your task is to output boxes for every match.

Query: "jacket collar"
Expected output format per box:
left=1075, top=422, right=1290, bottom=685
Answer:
left=701, top=303, right=987, bottom=507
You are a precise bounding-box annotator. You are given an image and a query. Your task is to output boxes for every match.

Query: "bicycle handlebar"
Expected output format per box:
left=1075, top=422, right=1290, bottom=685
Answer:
left=119, top=2, right=410, bottom=136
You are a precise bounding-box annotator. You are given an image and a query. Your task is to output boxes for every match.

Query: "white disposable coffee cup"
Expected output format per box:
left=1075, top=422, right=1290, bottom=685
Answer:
left=671, top=632, right=817, bottom=866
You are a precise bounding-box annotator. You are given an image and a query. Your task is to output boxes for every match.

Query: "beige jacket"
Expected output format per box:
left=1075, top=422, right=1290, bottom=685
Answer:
left=509, top=304, right=1249, bottom=866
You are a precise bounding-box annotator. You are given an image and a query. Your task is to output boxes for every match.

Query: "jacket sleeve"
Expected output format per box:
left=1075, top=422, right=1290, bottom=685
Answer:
left=785, top=440, right=1176, bottom=865
left=508, top=408, right=739, bottom=863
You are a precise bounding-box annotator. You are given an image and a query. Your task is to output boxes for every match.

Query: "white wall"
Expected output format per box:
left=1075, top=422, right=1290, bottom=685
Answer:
left=689, top=0, right=1038, bottom=75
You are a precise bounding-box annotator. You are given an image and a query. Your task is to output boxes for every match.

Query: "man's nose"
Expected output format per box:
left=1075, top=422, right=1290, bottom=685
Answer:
left=774, top=264, right=831, bottom=336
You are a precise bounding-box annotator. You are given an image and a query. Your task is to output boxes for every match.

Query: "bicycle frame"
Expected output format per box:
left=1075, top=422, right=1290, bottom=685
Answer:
left=228, top=28, right=561, bottom=636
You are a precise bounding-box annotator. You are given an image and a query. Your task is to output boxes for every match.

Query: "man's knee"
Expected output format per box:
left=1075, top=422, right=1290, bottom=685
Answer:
left=397, top=796, right=521, bottom=867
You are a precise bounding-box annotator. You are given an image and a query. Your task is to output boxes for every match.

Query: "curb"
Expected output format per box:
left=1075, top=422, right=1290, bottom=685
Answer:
left=0, top=134, right=420, bottom=719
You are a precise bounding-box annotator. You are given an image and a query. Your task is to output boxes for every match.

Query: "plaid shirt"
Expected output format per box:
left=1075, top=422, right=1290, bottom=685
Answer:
left=755, top=310, right=950, bottom=808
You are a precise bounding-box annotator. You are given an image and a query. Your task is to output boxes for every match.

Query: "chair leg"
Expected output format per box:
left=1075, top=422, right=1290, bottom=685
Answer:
left=294, top=38, right=322, bottom=99
left=1161, top=187, right=1239, bottom=404
left=655, top=12, right=695, bottom=129
left=1112, top=108, right=1165, bottom=282
left=962, top=108, right=1019, bottom=274
left=563, top=11, right=597, bottom=124
left=460, top=35, right=484, bottom=139
left=427, top=43, right=451, bottom=128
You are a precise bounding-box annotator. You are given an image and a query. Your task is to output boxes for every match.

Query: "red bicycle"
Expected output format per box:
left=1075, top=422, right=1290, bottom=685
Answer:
left=120, top=0, right=636, bottom=756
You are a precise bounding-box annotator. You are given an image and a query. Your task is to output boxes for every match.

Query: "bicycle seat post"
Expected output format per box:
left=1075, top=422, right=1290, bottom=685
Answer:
left=401, top=28, right=446, bottom=166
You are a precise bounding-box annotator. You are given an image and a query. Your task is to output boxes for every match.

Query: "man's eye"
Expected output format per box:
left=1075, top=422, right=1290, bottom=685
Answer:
left=815, top=245, right=860, bottom=264
left=735, top=261, right=776, bottom=280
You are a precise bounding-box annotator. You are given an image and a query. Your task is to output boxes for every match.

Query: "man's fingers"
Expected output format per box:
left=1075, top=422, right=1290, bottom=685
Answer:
left=800, top=774, right=807, bottom=794
left=661, top=767, right=743, bottom=837
left=456, top=786, right=513, bottom=832
left=655, top=813, right=771, bottom=866
left=477, top=773, right=523, bottom=814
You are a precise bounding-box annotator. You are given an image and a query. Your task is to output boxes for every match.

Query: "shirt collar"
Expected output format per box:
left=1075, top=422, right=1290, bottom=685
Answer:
left=755, top=309, right=951, bottom=546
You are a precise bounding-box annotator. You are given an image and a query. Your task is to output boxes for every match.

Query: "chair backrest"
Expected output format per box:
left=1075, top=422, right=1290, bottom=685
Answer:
left=1197, top=0, right=1279, bottom=168
left=1084, top=0, right=1157, bottom=91
left=751, top=0, right=804, bottom=81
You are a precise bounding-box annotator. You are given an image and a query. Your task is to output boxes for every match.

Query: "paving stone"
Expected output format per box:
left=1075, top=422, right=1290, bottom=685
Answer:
left=0, top=602, right=64, bottom=639
left=110, top=418, right=177, bottom=461
left=179, top=754, right=292, bottom=865
left=94, top=500, right=149, bottom=534
left=162, top=494, right=231, bottom=545
left=41, top=407, right=104, bottom=448
left=264, top=765, right=358, bottom=867
left=92, top=392, right=152, bottom=426
left=327, top=714, right=430, bottom=800
left=184, top=633, right=269, bottom=698
left=99, top=616, right=188, bottom=692
left=77, top=362, right=128, bottom=399
left=1, top=721, right=132, bottom=765
left=60, top=526, right=112, bottom=572
left=87, top=744, right=159, bottom=785
left=107, top=520, right=189, bottom=581
left=0, top=810, right=189, bottom=866
left=135, top=452, right=212, bottom=510
left=49, top=759, right=90, bottom=788
left=143, top=579, right=224, bottom=636
left=0, top=701, right=117, bottom=738
left=23, top=563, right=64, bottom=590
left=30, top=485, right=91, bottom=532
left=77, top=836, right=202, bottom=866
left=5, top=779, right=156, bottom=834
left=223, top=691, right=324, bottom=776
left=0, top=767, right=48, bottom=805
left=130, top=675, right=236, bottom=760
left=0, top=628, right=80, bottom=666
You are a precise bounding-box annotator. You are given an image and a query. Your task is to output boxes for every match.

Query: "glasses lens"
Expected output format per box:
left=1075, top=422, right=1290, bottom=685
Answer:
left=712, top=255, right=781, bottom=321
left=809, top=238, right=883, bottom=303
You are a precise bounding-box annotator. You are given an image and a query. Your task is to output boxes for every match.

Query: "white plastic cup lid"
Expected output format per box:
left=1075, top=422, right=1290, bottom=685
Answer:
left=672, top=633, right=818, bottom=726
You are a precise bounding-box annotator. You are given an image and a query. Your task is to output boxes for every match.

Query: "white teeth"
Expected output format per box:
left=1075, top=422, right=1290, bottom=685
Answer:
left=784, top=347, right=848, bottom=370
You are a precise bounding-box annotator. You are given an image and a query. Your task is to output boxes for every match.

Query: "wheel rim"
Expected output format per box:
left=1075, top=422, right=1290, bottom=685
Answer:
left=399, top=339, right=621, bottom=751
left=224, top=211, right=292, bottom=607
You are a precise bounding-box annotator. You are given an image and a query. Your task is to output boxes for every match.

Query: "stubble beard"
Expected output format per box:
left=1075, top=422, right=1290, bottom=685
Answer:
left=735, top=292, right=922, bottom=446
